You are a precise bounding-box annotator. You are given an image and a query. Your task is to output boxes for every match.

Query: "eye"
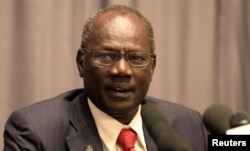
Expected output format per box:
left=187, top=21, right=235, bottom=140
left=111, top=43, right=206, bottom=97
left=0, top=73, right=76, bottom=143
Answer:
left=94, top=51, right=117, bottom=63
left=128, top=53, right=147, bottom=64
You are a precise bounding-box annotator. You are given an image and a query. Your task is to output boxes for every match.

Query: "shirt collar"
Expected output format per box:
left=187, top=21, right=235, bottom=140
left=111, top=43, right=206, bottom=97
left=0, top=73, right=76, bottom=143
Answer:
left=88, top=99, right=147, bottom=151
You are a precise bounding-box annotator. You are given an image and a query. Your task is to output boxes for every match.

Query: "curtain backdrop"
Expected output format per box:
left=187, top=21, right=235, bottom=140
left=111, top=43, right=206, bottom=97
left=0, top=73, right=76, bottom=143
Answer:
left=1, top=0, right=249, bottom=149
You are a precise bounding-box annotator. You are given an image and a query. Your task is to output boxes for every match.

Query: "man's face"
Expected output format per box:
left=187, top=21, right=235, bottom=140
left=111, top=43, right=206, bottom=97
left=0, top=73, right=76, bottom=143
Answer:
left=78, top=11, right=155, bottom=122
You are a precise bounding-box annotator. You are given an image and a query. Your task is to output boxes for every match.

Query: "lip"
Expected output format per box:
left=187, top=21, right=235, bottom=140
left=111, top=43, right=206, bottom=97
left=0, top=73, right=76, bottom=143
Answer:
left=108, top=87, right=132, bottom=93
left=106, top=85, right=134, bottom=98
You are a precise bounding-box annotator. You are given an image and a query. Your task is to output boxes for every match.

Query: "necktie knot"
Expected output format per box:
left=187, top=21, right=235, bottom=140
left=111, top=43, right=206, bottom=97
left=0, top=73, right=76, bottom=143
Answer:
left=117, top=128, right=137, bottom=151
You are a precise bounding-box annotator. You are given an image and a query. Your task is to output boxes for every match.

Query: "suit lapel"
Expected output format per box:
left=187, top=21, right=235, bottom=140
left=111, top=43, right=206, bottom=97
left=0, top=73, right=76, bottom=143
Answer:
left=143, top=123, right=158, bottom=151
left=66, top=92, right=103, bottom=151
left=66, top=91, right=162, bottom=151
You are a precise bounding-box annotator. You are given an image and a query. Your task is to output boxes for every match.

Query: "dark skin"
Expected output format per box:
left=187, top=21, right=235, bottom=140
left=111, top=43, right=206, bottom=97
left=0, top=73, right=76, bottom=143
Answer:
left=77, top=11, right=156, bottom=124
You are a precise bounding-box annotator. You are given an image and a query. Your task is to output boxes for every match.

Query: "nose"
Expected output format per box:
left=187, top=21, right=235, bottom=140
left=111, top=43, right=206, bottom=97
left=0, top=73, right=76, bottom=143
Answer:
left=109, top=57, right=133, bottom=77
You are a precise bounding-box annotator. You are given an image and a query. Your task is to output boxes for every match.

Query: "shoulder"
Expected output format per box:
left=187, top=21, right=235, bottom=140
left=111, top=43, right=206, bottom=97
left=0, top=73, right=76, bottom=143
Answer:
left=6, top=89, right=84, bottom=129
left=14, top=89, right=83, bottom=114
left=4, top=89, right=85, bottom=150
left=144, top=96, right=201, bottom=119
left=143, top=96, right=204, bottom=132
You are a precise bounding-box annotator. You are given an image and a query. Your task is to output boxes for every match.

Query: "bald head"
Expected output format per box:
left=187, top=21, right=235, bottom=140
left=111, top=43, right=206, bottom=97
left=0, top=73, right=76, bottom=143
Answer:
left=87, top=10, right=151, bottom=53
left=80, top=5, right=155, bottom=53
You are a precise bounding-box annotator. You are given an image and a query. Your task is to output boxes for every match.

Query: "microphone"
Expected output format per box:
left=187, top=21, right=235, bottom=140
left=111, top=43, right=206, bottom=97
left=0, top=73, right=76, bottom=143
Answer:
left=230, top=112, right=250, bottom=128
left=226, top=112, right=250, bottom=135
left=202, top=103, right=233, bottom=134
left=142, top=102, right=190, bottom=151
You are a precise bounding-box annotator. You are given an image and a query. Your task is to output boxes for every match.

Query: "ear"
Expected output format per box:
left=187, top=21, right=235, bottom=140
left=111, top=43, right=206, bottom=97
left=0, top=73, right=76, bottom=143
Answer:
left=76, top=49, right=85, bottom=77
left=150, top=54, right=156, bottom=74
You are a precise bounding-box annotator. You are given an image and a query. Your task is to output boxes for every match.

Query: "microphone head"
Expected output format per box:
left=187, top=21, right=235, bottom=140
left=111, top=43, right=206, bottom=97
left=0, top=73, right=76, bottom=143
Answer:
left=203, top=103, right=233, bottom=134
left=142, top=103, right=190, bottom=151
left=230, top=112, right=250, bottom=128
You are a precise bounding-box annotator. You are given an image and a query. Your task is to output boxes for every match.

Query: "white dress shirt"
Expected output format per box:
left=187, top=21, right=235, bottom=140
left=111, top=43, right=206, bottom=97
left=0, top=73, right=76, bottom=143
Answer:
left=88, top=99, right=147, bottom=151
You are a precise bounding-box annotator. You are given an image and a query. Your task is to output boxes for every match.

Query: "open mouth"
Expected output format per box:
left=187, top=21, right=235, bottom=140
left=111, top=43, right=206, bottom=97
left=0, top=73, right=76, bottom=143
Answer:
left=113, top=87, right=129, bottom=92
left=106, top=86, right=133, bottom=97
left=109, top=87, right=130, bottom=93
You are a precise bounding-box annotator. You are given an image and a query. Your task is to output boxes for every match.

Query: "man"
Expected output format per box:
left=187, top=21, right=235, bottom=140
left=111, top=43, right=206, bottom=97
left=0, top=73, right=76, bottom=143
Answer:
left=4, top=5, right=207, bottom=151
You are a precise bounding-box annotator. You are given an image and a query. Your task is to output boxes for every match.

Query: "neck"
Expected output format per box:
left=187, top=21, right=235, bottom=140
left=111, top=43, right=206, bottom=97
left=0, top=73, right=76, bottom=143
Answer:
left=110, top=107, right=139, bottom=125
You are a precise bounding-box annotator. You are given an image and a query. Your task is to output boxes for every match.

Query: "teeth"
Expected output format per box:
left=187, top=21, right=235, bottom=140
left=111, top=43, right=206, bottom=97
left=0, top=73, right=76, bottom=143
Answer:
left=114, top=88, right=126, bottom=91
left=116, top=89, right=124, bottom=91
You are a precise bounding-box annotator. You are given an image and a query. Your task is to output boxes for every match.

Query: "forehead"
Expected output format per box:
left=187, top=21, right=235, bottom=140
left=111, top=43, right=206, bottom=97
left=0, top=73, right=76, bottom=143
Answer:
left=96, top=10, right=146, bottom=27
left=95, top=10, right=149, bottom=34
left=90, top=10, right=150, bottom=51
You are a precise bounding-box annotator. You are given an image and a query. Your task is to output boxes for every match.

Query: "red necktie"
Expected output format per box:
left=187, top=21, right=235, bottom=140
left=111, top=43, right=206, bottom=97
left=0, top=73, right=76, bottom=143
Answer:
left=117, top=128, right=137, bottom=151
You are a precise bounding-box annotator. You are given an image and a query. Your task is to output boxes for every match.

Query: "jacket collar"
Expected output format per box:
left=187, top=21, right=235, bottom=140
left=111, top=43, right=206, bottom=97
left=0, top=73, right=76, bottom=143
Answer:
left=66, top=90, right=158, bottom=151
left=66, top=91, right=103, bottom=151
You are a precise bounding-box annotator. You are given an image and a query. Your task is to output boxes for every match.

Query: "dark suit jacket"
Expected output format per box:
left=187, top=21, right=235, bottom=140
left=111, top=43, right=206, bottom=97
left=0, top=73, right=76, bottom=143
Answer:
left=4, top=89, right=207, bottom=151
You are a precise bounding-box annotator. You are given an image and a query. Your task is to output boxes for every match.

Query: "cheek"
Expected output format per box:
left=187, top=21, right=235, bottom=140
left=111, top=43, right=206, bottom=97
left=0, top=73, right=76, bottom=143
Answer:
left=83, top=63, right=100, bottom=85
left=135, top=69, right=153, bottom=89
left=84, top=66, right=105, bottom=84
left=138, top=67, right=153, bottom=79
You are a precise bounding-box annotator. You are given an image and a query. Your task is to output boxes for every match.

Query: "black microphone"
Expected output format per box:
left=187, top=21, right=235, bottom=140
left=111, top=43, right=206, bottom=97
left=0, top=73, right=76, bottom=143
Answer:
left=230, top=112, right=250, bottom=128
left=202, top=103, right=233, bottom=134
left=142, top=102, right=190, bottom=151
left=226, top=112, right=250, bottom=134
